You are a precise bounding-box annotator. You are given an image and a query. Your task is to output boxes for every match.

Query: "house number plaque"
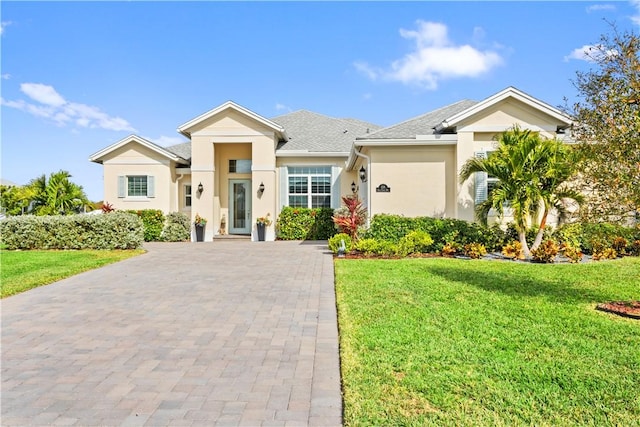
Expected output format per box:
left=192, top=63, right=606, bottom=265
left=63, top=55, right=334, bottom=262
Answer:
left=376, top=184, right=391, bottom=193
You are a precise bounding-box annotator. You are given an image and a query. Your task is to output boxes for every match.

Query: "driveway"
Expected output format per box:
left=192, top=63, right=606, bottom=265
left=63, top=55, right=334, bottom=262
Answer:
left=1, top=241, right=342, bottom=426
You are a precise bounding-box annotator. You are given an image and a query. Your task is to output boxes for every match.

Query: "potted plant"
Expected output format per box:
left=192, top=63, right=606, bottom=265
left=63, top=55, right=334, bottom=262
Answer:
left=255, top=214, right=272, bottom=241
left=194, top=214, right=207, bottom=242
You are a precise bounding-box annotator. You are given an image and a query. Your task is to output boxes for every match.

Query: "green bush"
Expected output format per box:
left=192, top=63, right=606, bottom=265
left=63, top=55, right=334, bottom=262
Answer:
left=0, top=212, right=144, bottom=250
left=555, top=222, right=640, bottom=255
left=127, top=209, right=164, bottom=242
left=530, top=239, right=559, bottom=263
left=328, top=233, right=353, bottom=254
left=276, top=207, right=336, bottom=240
left=353, top=238, right=398, bottom=257
left=363, top=214, right=506, bottom=252
left=161, top=212, right=191, bottom=242
left=463, top=242, right=488, bottom=259
left=397, top=230, right=434, bottom=257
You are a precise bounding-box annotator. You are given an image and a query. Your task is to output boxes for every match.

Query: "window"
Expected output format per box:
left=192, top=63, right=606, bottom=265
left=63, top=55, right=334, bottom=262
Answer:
left=118, top=175, right=155, bottom=198
left=475, top=151, right=499, bottom=204
left=229, top=159, right=252, bottom=174
left=185, top=184, right=192, bottom=207
left=287, top=166, right=331, bottom=208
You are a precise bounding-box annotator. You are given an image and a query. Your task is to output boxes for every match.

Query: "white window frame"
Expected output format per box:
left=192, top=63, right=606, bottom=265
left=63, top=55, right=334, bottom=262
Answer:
left=287, top=166, right=332, bottom=208
left=118, top=175, right=155, bottom=198
left=184, top=184, right=192, bottom=208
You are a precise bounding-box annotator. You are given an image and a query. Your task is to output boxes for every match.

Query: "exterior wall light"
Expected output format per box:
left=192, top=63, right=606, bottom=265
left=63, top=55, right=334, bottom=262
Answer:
left=258, top=182, right=265, bottom=193
left=359, top=166, right=367, bottom=182
left=351, top=181, right=357, bottom=193
left=197, top=182, right=204, bottom=193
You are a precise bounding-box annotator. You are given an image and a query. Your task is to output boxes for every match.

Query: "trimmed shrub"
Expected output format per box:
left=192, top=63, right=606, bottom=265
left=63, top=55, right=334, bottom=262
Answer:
left=127, top=209, right=164, bottom=242
left=555, top=222, right=640, bottom=255
left=463, top=243, right=487, bottom=259
left=397, top=230, right=434, bottom=257
left=560, top=243, right=583, bottom=263
left=354, top=238, right=398, bottom=257
left=328, top=233, right=353, bottom=254
left=276, top=207, right=335, bottom=240
left=0, top=212, right=144, bottom=250
left=161, top=212, right=191, bottom=242
left=502, top=240, right=524, bottom=260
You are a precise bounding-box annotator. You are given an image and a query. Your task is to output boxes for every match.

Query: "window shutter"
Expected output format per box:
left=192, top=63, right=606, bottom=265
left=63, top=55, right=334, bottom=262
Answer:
left=147, top=176, right=155, bottom=198
left=279, top=166, right=288, bottom=208
left=474, top=152, right=487, bottom=205
left=331, top=166, right=341, bottom=209
left=118, top=176, right=126, bottom=198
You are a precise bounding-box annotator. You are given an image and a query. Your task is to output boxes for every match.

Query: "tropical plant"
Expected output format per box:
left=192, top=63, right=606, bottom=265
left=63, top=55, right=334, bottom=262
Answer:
left=194, top=214, right=207, bottom=226
left=256, top=214, right=272, bottom=226
left=328, top=233, right=353, bottom=254
left=459, top=126, right=581, bottom=258
left=28, top=171, right=91, bottom=215
left=333, top=195, right=367, bottom=240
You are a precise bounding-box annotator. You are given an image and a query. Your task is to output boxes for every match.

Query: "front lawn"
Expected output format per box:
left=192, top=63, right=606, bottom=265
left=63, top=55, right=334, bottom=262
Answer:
left=0, top=249, right=144, bottom=297
left=335, top=257, right=640, bottom=426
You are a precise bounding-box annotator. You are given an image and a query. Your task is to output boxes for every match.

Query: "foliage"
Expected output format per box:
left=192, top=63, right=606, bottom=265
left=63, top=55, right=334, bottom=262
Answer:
left=161, top=212, right=191, bottom=242
left=101, top=201, right=115, bottom=213
left=128, top=209, right=164, bottom=242
left=555, top=222, right=640, bottom=255
left=530, top=239, right=559, bottom=263
left=353, top=238, right=398, bottom=257
left=459, top=126, right=582, bottom=258
left=335, top=257, right=640, bottom=426
left=560, top=243, right=583, bottom=263
left=501, top=240, right=524, bottom=260
left=256, top=213, right=272, bottom=226
left=463, top=242, right=487, bottom=259
left=0, top=249, right=144, bottom=298
left=0, top=184, right=35, bottom=216
left=396, top=230, right=434, bottom=257
left=194, top=213, right=207, bottom=226
left=363, top=214, right=506, bottom=252
left=328, top=233, right=353, bottom=254
left=441, top=242, right=460, bottom=257
left=592, top=247, right=618, bottom=261
left=332, top=195, right=367, bottom=240
left=276, top=206, right=335, bottom=240
left=0, top=212, right=144, bottom=250
left=569, top=28, right=640, bottom=223
left=28, top=170, right=92, bottom=215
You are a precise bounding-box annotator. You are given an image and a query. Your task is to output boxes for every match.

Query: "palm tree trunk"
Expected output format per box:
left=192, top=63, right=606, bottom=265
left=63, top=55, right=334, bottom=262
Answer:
left=531, top=209, right=549, bottom=251
left=519, top=230, right=532, bottom=259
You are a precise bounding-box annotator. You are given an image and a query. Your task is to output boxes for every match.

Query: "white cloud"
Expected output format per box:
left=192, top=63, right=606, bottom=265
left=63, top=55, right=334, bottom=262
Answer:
left=0, top=21, right=11, bottom=36
left=2, top=82, right=135, bottom=132
left=145, top=135, right=187, bottom=146
left=354, top=21, right=503, bottom=90
left=275, top=103, right=292, bottom=113
left=631, top=0, right=640, bottom=25
left=586, top=4, right=616, bottom=13
left=564, top=44, right=618, bottom=62
left=1, top=73, right=11, bottom=80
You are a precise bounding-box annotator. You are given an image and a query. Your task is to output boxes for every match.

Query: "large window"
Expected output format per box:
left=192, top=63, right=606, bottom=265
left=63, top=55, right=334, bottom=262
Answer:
left=118, top=175, right=154, bottom=198
left=288, top=166, right=331, bottom=208
left=229, top=159, right=252, bottom=174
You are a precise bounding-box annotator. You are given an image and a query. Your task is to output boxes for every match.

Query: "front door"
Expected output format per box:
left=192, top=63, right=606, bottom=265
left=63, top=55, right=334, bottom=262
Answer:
left=229, top=179, right=252, bottom=234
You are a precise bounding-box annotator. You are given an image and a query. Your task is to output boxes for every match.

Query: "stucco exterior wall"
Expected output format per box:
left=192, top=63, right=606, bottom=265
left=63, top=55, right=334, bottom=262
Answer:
left=367, top=146, right=456, bottom=218
left=101, top=143, right=176, bottom=212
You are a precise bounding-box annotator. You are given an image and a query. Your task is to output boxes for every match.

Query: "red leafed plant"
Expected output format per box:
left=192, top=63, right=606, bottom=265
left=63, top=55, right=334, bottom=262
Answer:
left=332, top=195, right=367, bottom=240
left=101, top=201, right=115, bottom=213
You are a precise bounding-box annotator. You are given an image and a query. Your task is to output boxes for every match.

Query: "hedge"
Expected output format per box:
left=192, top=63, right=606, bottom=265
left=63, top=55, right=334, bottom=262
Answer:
left=276, top=207, right=336, bottom=240
left=127, top=209, right=164, bottom=242
left=0, top=212, right=144, bottom=250
left=161, top=212, right=191, bottom=242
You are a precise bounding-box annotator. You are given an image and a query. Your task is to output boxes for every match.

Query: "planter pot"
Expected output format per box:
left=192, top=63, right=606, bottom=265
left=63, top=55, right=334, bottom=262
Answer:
left=256, top=223, right=266, bottom=241
left=195, top=224, right=205, bottom=242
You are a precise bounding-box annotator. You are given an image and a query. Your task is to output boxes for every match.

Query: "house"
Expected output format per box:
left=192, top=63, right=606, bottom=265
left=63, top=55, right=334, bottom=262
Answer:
left=89, top=87, right=572, bottom=241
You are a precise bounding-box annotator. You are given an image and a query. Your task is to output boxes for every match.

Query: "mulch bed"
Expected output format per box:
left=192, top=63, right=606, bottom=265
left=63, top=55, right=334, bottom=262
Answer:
left=596, top=301, right=640, bottom=320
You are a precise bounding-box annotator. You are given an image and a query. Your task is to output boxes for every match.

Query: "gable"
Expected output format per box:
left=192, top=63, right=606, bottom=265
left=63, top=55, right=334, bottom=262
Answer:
left=89, top=135, right=188, bottom=165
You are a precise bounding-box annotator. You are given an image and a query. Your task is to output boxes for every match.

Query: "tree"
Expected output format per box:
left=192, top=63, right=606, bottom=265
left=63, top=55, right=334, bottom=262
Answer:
left=0, top=185, right=36, bottom=216
left=28, top=170, right=91, bottom=215
left=569, top=27, right=640, bottom=223
left=460, top=126, right=581, bottom=258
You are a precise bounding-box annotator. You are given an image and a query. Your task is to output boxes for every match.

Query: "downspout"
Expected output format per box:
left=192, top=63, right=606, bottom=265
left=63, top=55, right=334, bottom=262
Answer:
left=353, top=148, right=371, bottom=225
left=176, top=173, right=184, bottom=213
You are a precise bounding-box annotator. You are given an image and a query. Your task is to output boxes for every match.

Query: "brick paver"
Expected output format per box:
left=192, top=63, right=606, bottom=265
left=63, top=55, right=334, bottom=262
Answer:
left=1, top=241, right=342, bottom=426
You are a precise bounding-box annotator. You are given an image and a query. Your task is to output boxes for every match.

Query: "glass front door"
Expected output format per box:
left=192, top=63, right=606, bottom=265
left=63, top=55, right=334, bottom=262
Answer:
left=228, top=179, right=251, bottom=234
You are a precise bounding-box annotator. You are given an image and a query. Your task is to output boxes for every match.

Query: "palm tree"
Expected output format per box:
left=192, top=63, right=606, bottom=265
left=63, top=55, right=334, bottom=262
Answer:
left=460, top=126, right=581, bottom=258
left=28, top=171, right=91, bottom=215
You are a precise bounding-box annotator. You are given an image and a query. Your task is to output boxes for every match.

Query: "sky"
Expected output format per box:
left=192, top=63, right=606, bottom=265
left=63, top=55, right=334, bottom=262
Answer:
left=1, top=1, right=639, bottom=201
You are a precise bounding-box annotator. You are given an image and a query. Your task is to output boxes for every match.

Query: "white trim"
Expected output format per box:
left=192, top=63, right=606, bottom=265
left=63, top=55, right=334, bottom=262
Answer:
left=191, top=129, right=276, bottom=137
left=176, top=167, right=191, bottom=174
left=354, top=139, right=458, bottom=147
left=190, top=166, right=216, bottom=172
left=103, top=159, right=171, bottom=166
left=437, top=87, right=572, bottom=131
left=457, top=124, right=559, bottom=132
left=251, top=165, right=276, bottom=172
left=89, top=134, right=188, bottom=164
left=177, top=101, right=288, bottom=140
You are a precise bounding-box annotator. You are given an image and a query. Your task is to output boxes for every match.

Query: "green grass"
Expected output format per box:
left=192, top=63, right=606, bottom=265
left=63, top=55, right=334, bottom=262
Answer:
left=1, top=249, right=145, bottom=297
left=335, top=257, right=640, bottom=426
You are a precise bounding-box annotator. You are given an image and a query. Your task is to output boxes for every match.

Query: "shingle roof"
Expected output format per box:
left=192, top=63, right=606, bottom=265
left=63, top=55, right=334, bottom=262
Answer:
left=359, top=99, right=478, bottom=140
left=165, top=142, right=192, bottom=161
left=272, top=110, right=382, bottom=153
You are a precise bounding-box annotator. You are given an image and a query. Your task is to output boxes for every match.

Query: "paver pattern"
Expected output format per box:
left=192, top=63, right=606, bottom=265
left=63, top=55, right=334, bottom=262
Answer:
left=2, top=241, right=341, bottom=426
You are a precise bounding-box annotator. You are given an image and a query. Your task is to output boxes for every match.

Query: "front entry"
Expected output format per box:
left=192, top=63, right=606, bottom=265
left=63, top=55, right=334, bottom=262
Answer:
left=228, top=179, right=252, bottom=234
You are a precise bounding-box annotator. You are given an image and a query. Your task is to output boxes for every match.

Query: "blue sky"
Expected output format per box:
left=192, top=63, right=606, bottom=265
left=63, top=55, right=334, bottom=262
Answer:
left=2, top=1, right=639, bottom=201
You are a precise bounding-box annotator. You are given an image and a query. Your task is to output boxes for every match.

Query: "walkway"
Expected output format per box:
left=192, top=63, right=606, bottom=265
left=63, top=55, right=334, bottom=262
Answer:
left=1, top=241, right=342, bottom=426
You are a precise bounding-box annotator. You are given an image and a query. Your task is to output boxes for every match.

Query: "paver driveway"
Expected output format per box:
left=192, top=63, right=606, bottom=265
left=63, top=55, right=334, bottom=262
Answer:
left=1, top=241, right=342, bottom=426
